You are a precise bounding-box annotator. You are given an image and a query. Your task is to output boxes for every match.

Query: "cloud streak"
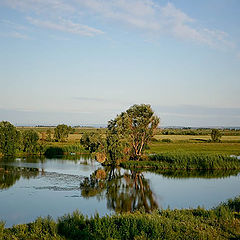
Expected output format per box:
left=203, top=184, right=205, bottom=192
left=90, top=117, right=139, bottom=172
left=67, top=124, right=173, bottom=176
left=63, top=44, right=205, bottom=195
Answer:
left=1, top=0, right=235, bottom=48
left=76, top=0, right=234, bottom=49
left=27, top=17, right=104, bottom=36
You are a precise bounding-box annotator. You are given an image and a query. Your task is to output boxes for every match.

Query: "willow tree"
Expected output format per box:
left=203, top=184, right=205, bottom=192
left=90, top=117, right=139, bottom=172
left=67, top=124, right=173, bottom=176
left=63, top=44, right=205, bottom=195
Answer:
left=108, top=104, right=160, bottom=160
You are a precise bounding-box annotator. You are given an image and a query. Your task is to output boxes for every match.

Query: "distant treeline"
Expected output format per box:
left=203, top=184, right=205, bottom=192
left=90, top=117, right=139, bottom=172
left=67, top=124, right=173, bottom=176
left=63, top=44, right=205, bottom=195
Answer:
left=158, top=128, right=240, bottom=136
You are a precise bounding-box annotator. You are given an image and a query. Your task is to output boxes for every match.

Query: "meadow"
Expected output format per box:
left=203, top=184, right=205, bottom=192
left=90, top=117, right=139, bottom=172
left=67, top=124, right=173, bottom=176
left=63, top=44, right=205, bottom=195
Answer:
left=15, top=127, right=240, bottom=157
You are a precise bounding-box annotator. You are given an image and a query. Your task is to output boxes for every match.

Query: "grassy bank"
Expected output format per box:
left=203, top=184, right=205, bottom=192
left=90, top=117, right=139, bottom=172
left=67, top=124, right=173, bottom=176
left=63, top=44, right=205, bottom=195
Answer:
left=121, top=153, right=240, bottom=170
left=1, top=196, right=240, bottom=240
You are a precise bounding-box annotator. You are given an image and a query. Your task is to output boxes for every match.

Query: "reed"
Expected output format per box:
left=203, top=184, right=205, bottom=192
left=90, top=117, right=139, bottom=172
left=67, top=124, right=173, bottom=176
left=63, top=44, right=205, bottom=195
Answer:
left=121, top=152, right=240, bottom=170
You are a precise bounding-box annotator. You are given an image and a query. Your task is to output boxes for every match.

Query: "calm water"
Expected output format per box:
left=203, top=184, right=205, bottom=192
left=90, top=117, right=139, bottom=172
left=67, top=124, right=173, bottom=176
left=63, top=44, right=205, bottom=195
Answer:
left=0, top=155, right=240, bottom=227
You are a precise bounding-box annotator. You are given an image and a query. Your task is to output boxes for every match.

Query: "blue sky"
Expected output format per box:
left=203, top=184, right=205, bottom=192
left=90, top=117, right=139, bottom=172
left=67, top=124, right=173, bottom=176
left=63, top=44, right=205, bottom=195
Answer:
left=0, top=0, right=240, bottom=127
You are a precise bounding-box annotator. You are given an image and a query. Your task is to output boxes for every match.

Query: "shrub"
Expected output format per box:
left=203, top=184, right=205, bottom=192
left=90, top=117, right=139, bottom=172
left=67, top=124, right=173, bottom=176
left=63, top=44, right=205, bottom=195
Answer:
left=161, top=138, right=172, bottom=143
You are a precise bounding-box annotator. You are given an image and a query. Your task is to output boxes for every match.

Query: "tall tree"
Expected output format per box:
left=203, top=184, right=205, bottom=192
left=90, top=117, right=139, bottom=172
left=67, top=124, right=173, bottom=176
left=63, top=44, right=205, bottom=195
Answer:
left=108, top=104, right=160, bottom=160
left=54, top=124, right=71, bottom=142
left=211, top=129, right=222, bottom=142
left=46, top=129, right=52, bottom=142
left=0, top=121, right=21, bottom=155
left=22, top=129, right=39, bottom=153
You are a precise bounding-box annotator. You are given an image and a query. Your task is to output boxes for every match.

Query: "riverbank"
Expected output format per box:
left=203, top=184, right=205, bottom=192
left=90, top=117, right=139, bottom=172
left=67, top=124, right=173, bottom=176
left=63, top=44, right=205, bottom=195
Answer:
left=1, top=196, right=239, bottom=240
left=121, top=153, right=240, bottom=170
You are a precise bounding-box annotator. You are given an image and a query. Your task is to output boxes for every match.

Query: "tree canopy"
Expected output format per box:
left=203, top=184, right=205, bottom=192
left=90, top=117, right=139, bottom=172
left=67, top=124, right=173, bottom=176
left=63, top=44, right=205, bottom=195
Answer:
left=0, top=121, right=21, bottom=155
left=22, top=129, right=39, bottom=153
left=108, top=104, right=160, bottom=161
left=80, top=132, right=104, bottom=153
left=211, top=129, right=222, bottom=142
left=54, top=124, right=71, bottom=142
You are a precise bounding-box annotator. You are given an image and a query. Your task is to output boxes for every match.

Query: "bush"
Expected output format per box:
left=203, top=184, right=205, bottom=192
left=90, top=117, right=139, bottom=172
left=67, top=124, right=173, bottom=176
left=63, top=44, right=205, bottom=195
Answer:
left=161, top=139, right=172, bottom=143
left=211, top=129, right=222, bottom=142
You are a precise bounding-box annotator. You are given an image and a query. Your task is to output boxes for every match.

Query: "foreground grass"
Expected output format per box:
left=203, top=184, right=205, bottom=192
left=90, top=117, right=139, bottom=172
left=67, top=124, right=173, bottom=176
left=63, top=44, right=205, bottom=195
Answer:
left=1, top=196, right=240, bottom=240
left=122, top=153, right=240, bottom=170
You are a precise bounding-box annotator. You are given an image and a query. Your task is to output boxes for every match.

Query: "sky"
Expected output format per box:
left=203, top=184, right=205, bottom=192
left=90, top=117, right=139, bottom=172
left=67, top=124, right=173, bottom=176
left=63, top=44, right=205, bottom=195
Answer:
left=0, top=0, right=240, bottom=127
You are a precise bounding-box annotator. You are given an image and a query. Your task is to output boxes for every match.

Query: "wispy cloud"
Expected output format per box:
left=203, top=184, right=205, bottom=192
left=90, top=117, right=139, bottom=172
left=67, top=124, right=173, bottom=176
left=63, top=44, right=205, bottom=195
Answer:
left=27, top=17, right=104, bottom=36
left=75, top=0, right=234, bottom=49
left=0, top=19, right=30, bottom=39
left=2, top=0, right=75, bottom=15
left=1, top=0, right=235, bottom=48
left=0, top=31, right=29, bottom=39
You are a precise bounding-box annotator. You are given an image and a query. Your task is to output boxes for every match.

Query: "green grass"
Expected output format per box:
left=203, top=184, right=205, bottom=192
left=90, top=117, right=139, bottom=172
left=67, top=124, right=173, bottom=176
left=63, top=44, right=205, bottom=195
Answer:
left=121, top=152, right=240, bottom=170
left=148, top=142, right=240, bottom=155
left=1, top=196, right=240, bottom=239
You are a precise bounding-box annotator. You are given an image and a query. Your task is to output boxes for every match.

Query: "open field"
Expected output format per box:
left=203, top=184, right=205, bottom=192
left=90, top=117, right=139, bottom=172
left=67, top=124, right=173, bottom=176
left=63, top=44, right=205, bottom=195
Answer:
left=15, top=127, right=240, bottom=156
left=148, top=142, right=240, bottom=155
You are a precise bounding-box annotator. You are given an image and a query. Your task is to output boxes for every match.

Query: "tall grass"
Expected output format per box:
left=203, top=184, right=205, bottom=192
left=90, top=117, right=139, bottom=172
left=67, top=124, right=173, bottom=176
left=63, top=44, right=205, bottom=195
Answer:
left=121, top=152, right=240, bottom=170
left=1, top=196, right=240, bottom=239
left=44, top=144, right=89, bottom=157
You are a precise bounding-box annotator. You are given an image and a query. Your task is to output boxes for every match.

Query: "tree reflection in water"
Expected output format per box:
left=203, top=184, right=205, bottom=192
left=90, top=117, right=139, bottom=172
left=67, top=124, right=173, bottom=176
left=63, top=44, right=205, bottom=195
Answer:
left=80, top=167, right=158, bottom=213
left=0, top=166, right=39, bottom=189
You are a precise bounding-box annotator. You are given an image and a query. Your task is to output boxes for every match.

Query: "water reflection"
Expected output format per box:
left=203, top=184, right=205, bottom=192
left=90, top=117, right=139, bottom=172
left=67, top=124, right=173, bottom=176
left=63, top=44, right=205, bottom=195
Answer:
left=80, top=167, right=159, bottom=213
left=80, top=166, right=240, bottom=213
left=0, top=154, right=94, bottom=189
left=0, top=156, right=240, bottom=227
left=0, top=166, right=39, bottom=189
left=149, top=169, right=240, bottom=179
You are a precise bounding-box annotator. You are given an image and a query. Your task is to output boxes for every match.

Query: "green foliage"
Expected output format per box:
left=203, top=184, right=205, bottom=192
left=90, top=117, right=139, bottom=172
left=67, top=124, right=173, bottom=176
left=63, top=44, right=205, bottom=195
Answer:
left=44, top=144, right=88, bottom=157
left=46, top=129, right=52, bottom=142
left=0, top=221, right=4, bottom=239
left=80, top=132, right=104, bottom=153
left=22, top=129, right=39, bottom=154
left=1, top=196, right=240, bottom=239
left=217, top=196, right=240, bottom=212
left=2, top=217, right=61, bottom=240
left=161, top=138, right=172, bottom=143
left=211, top=129, right=222, bottom=142
left=58, top=211, right=89, bottom=239
left=108, top=104, right=160, bottom=161
left=121, top=152, right=240, bottom=170
left=105, top=132, right=128, bottom=165
left=0, top=121, right=21, bottom=155
left=62, top=144, right=88, bottom=154
left=159, top=128, right=240, bottom=136
left=54, top=124, right=71, bottom=142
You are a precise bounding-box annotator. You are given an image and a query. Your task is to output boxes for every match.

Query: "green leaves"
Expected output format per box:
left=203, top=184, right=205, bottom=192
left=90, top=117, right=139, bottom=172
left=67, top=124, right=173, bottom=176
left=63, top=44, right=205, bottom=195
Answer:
left=108, top=104, right=160, bottom=161
left=22, top=129, right=39, bottom=153
left=54, top=124, right=71, bottom=142
left=0, top=121, right=21, bottom=155
left=211, top=129, right=222, bottom=142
